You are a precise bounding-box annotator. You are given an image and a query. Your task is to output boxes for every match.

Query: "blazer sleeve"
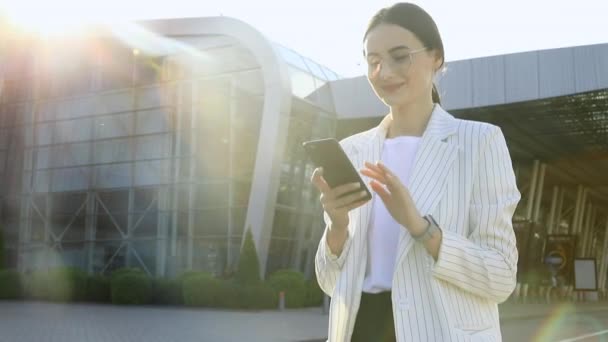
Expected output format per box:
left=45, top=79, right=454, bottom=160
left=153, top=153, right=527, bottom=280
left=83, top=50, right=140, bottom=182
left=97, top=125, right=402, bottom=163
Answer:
left=432, top=125, right=521, bottom=303
left=315, top=217, right=353, bottom=296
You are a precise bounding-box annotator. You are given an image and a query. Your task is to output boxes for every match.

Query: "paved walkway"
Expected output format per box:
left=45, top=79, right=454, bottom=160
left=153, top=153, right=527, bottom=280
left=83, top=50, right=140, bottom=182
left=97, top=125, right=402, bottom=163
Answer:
left=1, top=300, right=607, bottom=342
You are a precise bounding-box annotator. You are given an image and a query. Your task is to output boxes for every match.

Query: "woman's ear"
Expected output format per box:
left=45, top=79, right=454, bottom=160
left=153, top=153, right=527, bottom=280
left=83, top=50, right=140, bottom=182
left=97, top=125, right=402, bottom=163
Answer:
left=432, top=50, right=444, bottom=73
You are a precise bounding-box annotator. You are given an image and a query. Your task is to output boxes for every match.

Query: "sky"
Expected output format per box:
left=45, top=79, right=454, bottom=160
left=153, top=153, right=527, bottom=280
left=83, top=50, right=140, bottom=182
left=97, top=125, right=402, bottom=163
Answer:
left=1, top=0, right=607, bottom=77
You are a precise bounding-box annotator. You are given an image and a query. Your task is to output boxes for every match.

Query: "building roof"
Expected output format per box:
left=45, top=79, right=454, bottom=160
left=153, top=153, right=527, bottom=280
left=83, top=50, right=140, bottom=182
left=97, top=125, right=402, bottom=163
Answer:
left=329, top=43, right=608, bottom=207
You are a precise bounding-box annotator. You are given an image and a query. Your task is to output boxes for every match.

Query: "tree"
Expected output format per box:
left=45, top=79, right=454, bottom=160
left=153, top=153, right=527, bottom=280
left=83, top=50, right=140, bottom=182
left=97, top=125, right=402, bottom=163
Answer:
left=0, top=227, right=4, bottom=269
left=234, top=228, right=261, bottom=285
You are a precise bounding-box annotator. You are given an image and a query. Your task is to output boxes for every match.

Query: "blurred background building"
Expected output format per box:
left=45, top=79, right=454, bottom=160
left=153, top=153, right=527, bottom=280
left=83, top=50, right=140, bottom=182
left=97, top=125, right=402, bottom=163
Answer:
left=1, top=17, right=607, bottom=295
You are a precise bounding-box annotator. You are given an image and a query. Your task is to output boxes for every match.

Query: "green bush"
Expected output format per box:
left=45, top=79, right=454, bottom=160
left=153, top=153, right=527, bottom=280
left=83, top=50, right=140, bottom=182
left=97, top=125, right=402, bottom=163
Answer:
left=237, top=283, right=278, bottom=309
left=86, top=275, right=111, bottom=303
left=110, top=268, right=151, bottom=305
left=0, top=270, right=21, bottom=299
left=215, top=280, right=241, bottom=308
left=24, top=267, right=87, bottom=302
left=23, top=270, right=48, bottom=300
left=151, top=278, right=182, bottom=305
left=182, top=273, right=222, bottom=307
left=0, top=229, right=5, bottom=269
left=234, top=229, right=261, bottom=286
left=306, top=278, right=324, bottom=307
left=267, top=270, right=308, bottom=308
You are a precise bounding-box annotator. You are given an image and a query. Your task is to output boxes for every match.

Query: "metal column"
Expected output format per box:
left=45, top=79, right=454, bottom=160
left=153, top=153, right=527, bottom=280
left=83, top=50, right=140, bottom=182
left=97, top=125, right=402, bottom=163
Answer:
left=533, top=163, right=546, bottom=223
left=571, top=186, right=584, bottom=235
left=526, top=161, right=540, bottom=221
left=547, top=186, right=559, bottom=234
left=598, top=218, right=608, bottom=291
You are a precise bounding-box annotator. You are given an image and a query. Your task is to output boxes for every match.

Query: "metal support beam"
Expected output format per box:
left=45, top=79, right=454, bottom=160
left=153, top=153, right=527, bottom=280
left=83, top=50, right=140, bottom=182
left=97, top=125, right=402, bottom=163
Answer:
left=533, top=163, right=546, bottom=223
left=547, top=186, right=559, bottom=234
left=186, top=77, right=198, bottom=272
left=555, top=188, right=565, bottom=233
left=526, top=161, right=540, bottom=221
left=578, top=190, right=589, bottom=236
left=157, top=188, right=168, bottom=277
left=580, top=204, right=593, bottom=257
left=571, top=186, right=584, bottom=235
left=85, top=192, right=97, bottom=274
left=599, top=218, right=608, bottom=291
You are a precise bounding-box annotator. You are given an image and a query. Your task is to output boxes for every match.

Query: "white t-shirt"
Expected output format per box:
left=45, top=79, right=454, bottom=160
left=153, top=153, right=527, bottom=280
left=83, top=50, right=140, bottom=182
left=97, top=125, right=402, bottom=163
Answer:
left=362, top=136, right=421, bottom=293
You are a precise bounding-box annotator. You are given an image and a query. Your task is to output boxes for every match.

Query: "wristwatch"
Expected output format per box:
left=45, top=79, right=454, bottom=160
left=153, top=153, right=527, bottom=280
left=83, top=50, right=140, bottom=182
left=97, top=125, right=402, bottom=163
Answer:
left=411, top=215, right=440, bottom=243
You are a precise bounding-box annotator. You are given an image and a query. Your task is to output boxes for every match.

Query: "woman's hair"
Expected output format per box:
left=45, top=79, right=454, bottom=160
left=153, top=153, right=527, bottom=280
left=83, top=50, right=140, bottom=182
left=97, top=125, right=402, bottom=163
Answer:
left=364, top=3, right=444, bottom=104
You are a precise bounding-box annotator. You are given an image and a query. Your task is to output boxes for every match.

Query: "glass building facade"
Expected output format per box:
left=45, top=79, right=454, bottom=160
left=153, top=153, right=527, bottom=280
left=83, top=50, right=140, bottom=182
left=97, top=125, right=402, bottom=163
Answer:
left=0, top=18, right=340, bottom=278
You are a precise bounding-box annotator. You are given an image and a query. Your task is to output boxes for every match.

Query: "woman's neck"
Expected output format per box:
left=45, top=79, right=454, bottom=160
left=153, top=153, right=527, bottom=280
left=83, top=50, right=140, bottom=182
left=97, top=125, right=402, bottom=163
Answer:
left=387, top=99, right=435, bottom=138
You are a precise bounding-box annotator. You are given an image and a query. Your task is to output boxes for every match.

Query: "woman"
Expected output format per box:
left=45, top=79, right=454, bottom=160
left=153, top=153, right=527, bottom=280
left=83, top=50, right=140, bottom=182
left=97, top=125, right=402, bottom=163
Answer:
left=311, top=3, right=521, bottom=341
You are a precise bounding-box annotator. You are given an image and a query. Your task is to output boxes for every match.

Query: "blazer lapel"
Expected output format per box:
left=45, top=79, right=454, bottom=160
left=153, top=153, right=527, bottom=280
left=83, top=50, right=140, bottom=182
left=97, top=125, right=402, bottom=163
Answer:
left=395, top=106, right=459, bottom=267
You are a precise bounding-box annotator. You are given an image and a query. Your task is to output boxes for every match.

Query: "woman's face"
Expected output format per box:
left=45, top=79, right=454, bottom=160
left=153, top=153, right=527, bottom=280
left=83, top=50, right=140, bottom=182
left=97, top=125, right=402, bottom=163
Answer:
left=364, top=23, right=442, bottom=108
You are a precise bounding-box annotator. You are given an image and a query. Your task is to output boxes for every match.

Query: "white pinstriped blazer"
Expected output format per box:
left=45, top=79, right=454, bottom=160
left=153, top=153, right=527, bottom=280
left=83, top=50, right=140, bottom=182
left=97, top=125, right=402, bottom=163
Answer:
left=315, top=105, right=521, bottom=342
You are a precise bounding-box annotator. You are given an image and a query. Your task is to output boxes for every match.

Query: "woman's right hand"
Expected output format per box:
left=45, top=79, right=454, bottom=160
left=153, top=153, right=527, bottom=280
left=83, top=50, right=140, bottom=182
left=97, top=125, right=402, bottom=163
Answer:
left=310, top=167, right=370, bottom=230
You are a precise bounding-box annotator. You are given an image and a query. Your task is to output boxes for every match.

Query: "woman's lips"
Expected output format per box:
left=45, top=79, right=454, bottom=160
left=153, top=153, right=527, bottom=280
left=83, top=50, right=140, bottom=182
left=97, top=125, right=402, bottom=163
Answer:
left=381, top=83, right=404, bottom=93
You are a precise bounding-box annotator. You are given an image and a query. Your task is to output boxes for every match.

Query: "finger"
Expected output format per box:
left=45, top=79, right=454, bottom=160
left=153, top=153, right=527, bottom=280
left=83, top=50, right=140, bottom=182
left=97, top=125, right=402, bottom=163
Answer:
left=325, top=189, right=369, bottom=210
left=331, top=182, right=363, bottom=198
left=370, top=180, right=391, bottom=202
left=364, top=161, right=385, bottom=175
left=376, top=161, right=396, bottom=177
left=360, top=168, right=387, bottom=184
left=311, top=167, right=331, bottom=193
left=340, top=199, right=369, bottom=211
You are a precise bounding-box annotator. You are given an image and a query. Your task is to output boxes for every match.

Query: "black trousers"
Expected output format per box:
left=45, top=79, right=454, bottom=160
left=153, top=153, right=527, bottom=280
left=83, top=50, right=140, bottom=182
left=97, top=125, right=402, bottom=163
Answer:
left=351, top=291, right=396, bottom=342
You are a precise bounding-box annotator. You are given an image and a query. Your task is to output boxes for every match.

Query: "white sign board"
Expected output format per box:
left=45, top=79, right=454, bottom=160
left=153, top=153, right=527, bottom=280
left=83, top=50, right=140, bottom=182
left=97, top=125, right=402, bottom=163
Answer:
left=574, top=259, right=597, bottom=291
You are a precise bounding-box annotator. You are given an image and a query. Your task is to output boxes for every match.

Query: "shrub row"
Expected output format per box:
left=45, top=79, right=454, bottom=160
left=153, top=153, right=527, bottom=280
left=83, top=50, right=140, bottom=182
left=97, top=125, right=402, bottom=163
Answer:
left=0, top=267, right=324, bottom=309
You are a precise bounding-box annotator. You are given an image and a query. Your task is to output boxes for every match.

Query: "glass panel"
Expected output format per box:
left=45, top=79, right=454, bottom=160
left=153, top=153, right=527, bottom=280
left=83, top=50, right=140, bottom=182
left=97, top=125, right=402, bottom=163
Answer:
left=54, top=118, right=93, bottom=144
left=196, top=183, right=229, bottom=209
left=134, top=160, right=164, bottom=186
left=134, top=188, right=157, bottom=212
left=36, top=123, right=54, bottom=145
left=129, top=241, right=156, bottom=275
left=95, top=113, right=133, bottom=139
left=58, top=242, right=87, bottom=268
left=58, top=97, right=98, bottom=120
left=93, top=138, right=132, bottom=164
left=322, top=66, right=339, bottom=81
left=191, top=238, right=225, bottom=276
left=194, top=208, right=228, bottom=236
left=136, top=109, right=170, bottom=135
left=303, top=59, right=328, bottom=80
left=33, top=170, right=50, bottom=192
left=276, top=45, right=308, bottom=70
left=95, top=163, right=131, bottom=188
left=92, top=241, right=126, bottom=275
left=135, top=57, right=163, bottom=86
left=52, top=167, right=90, bottom=192
left=98, top=91, right=133, bottom=115
left=98, top=190, right=129, bottom=214
left=132, top=209, right=158, bottom=237
left=35, top=147, right=50, bottom=169
left=289, top=67, right=317, bottom=98
left=135, top=134, right=171, bottom=160
left=38, top=102, right=57, bottom=121
left=136, top=86, right=164, bottom=109
left=52, top=213, right=86, bottom=242
left=53, top=142, right=91, bottom=167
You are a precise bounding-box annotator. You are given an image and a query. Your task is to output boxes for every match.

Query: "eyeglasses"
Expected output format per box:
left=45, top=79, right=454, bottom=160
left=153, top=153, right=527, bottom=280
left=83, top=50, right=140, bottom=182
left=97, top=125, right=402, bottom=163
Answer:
left=366, top=47, right=428, bottom=77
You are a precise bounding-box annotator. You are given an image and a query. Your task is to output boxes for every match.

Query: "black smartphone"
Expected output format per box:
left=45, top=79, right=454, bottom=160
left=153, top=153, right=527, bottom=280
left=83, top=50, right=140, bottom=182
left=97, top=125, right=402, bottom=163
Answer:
left=302, top=138, right=372, bottom=201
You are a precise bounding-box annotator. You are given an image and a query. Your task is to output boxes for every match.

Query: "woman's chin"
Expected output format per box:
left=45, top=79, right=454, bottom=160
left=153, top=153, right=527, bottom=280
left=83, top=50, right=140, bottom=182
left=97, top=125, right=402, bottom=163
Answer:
left=380, top=94, right=409, bottom=107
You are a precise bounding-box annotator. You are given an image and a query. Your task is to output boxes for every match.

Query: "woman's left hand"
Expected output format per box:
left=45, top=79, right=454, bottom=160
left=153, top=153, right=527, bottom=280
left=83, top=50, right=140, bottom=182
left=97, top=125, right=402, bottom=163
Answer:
left=360, top=161, right=427, bottom=235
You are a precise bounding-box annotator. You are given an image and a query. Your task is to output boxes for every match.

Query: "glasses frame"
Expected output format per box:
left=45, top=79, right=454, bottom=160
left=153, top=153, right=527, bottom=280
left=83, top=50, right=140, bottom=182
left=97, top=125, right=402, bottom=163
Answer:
left=367, top=47, right=428, bottom=77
